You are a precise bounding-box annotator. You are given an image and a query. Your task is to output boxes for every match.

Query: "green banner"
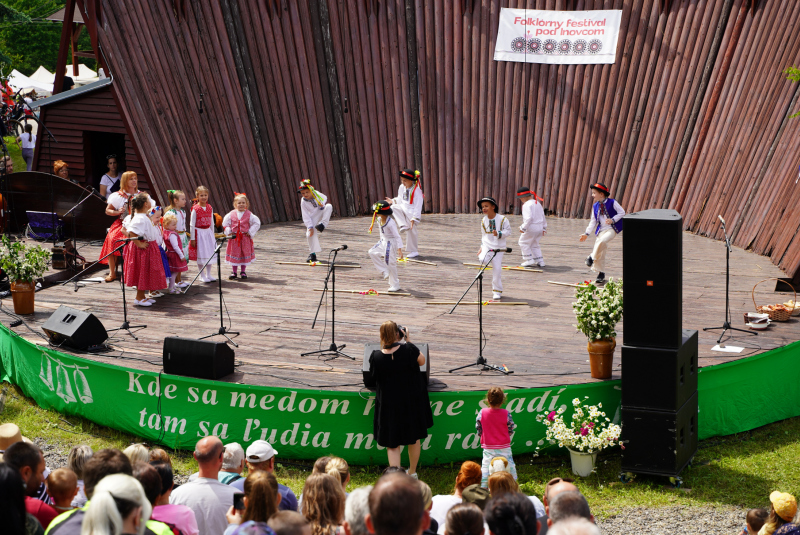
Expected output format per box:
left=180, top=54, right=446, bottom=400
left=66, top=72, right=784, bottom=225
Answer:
left=2, top=324, right=799, bottom=464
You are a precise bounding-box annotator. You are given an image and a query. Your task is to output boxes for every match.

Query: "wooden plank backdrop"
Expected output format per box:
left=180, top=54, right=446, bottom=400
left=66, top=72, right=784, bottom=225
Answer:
left=75, top=0, right=800, bottom=279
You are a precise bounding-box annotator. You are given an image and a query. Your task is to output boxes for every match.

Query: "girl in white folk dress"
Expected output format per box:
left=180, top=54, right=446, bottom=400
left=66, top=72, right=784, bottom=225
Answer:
left=188, top=185, right=218, bottom=282
left=123, top=193, right=166, bottom=307
left=166, top=189, right=190, bottom=288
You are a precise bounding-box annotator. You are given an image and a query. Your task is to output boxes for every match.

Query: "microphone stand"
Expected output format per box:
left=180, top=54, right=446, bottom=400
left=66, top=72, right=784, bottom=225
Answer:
left=197, top=236, right=240, bottom=346
left=62, top=186, right=97, bottom=271
left=301, top=248, right=353, bottom=361
left=702, top=219, right=757, bottom=344
left=448, top=250, right=513, bottom=375
left=103, top=240, right=146, bottom=340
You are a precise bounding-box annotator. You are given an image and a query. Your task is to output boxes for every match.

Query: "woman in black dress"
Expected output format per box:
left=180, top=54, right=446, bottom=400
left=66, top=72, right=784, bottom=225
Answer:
left=369, top=320, right=433, bottom=477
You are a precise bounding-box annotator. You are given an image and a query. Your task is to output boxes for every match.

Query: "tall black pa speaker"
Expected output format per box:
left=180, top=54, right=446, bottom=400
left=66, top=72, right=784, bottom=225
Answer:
left=163, top=337, right=235, bottom=380
left=623, top=209, right=683, bottom=349
left=42, top=305, right=108, bottom=350
left=362, top=343, right=430, bottom=390
left=621, top=330, right=698, bottom=411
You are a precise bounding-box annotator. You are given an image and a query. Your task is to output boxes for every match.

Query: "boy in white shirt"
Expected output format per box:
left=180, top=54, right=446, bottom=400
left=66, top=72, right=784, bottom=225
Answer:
left=298, top=179, right=333, bottom=263
left=368, top=200, right=403, bottom=292
left=478, top=197, right=512, bottom=301
left=579, top=182, right=625, bottom=284
left=385, top=168, right=423, bottom=258
left=516, top=187, right=547, bottom=267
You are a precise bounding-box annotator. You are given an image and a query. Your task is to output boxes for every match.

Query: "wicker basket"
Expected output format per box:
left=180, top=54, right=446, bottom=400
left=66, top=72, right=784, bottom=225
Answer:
left=752, top=278, right=796, bottom=322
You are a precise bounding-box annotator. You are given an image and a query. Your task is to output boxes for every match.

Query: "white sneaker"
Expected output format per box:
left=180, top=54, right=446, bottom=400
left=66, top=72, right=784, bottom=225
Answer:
left=134, top=299, right=153, bottom=307
left=520, top=260, right=536, bottom=267
left=388, top=286, right=401, bottom=292
left=407, top=252, right=419, bottom=258
left=492, top=292, right=502, bottom=300
left=538, top=261, right=546, bottom=267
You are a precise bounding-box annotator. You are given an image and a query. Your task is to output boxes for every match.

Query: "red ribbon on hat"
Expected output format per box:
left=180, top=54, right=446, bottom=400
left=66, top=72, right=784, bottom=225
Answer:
left=592, top=183, right=609, bottom=194
left=516, top=190, right=544, bottom=202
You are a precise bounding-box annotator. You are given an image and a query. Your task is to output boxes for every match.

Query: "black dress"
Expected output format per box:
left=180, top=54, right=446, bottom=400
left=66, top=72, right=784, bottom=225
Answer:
left=369, top=342, right=434, bottom=448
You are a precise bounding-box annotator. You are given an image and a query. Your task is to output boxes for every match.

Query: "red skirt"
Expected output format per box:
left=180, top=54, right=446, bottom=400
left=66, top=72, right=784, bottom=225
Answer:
left=99, top=219, right=125, bottom=264
left=123, top=241, right=167, bottom=291
left=166, top=250, right=188, bottom=273
left=225, top=234, right=255, bottom=265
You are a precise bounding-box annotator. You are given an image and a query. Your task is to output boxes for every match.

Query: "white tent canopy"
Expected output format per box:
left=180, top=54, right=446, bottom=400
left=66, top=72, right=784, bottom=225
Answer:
left=25, top=64, right=99, bottom=89
left=8, top=69, right=53, bottom=94
left=29, top=66, right=53, bottom=84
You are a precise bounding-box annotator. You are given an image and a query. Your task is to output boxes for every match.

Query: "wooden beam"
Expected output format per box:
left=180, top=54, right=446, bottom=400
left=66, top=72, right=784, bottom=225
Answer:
left=405, top=0, right=423, bottom=171
left=53, top=0, right=76, bottom=95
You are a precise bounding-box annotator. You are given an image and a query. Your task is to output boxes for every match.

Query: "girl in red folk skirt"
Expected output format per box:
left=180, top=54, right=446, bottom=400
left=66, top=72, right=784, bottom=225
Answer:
left=223, top=192, right=261, bottom=279
left=124, top=193, right=167, bottom=307
left=162, top=212, right=188, bottom=294
left=99, top=171, right=139, bottom=282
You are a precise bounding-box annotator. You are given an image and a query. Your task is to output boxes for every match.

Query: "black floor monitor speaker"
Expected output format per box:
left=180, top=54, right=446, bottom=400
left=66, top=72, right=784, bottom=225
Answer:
left=621, top=330, right=698, bottom=411
left=163, top=337, right=235, bottom=380
left=362, top=343, right=430, bottom=390
left=623, top=209, right=683, bottom=349
left=42, top=305, right=108, bottom=350
left=621, top=391, right=698, bottom=477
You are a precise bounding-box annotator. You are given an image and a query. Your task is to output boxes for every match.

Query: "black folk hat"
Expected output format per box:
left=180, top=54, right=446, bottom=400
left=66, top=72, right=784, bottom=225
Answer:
left=372, top=200, right=393, bottom=216
left=477, top=196, right=499, bottom=211
left=399, top=168, right=420, bottom=181
left=590, top=182, right=610, bottom=196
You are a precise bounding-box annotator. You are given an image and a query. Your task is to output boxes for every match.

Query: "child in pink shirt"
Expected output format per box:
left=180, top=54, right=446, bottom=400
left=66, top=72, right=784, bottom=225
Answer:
left=476, top=386, right=517, bottom=487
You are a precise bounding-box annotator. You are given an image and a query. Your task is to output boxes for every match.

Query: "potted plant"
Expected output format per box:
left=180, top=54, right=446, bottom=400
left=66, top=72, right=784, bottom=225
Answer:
left=573, top=278, right=623, bottom=379
left=0, top=235, right=51, bottom=314
left=535, top=397, right=623, bottom=477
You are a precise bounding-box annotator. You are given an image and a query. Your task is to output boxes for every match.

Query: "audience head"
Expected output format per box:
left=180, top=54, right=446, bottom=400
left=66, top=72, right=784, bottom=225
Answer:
left=543, top=477, right=578, bottom=507
left=302, top=473, right=346, bottom=535
left=367, top=472, right=428, bottom=535
left=343, top=485, right=372, bottom=535
left=149, top=461, right=174, bottom=505
left=0, top=423, right=29, bottom=461
left=418, top=481, right=433, bottom=511
left=269, top=511, right=311, bottom=535
left=444, top=503, right=484, bottom=535
left=379, top=321, right=403, bottom=349
left=123, top=444, right=150, bottom=465
left=486, top=386, right=506, bottom=408
left=132, top=461, right=162, bottom=507
left=247, top=440, right=278, bottom=473
left=47, top=467, right=79, bottom=507
left=488, top=471, right=519, bottom=497
left=462, top=484, right=490, bottom=511
left=381, top=466, right=406, bottom=475
left=83, top=448, right=133, bottom=498
left=67, top=444, right=94, bottom=479
left=484, top=492, right=539, bottom=535
left=148, top=448, right=171, bottom=466
left=746, top=508, right=768, bottom=535
left=4, top=441, right=45, bottom=495
left=547, top=518, right=600, bottom=535
left=0, top=462, right=28, bottom=535
left=222, top=442, right=246, bottom=473
left=325, top=456, right=350, bottom=489
left=454, top=461, right=482, bottom=496
left=82, top=473, right=151, bottom=535
left=764, top=492, right=798, bottom=535
left=194, top=436, right=224, bottom=475
left=312, top=456, right=332, bottom=474
left=242, top=470, right=280, bottom=523
left=548, top=490, right=592, bottom=526
left=1, top=155, right=13, bottom=174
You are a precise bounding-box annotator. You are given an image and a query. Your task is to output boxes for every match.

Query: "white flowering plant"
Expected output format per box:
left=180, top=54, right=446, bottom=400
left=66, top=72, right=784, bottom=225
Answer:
left=535, top=397, right=623, bottom=454
left=573, top=278, right=623, bottom=341
left=0, top=235, right=51, bottom=283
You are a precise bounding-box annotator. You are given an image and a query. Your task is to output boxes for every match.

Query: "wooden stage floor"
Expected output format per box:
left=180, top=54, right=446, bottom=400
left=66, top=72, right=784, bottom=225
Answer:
left=4, top=214, right=798, bottom=392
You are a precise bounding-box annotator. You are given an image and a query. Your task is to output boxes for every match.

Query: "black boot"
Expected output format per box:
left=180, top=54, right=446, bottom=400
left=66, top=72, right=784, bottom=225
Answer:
left=315, top=223, right=325, bottom=232
left=307, top=253, right=317, bottom=263
left=585, top=255, right=594, bottom=267
left=595, top=272, right=606, bottom=284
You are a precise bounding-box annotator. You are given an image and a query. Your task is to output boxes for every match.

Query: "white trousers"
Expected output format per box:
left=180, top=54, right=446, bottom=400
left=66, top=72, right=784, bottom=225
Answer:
left=518, top=225, right=544, bottom=264
left=392, top=207, right=419, bottom=257
left=479, top=248, right=504, bottom=294
left=590, top=228, right=617, bottom=273
left=305, top=204, right=333, bottom=253
left=369, top=240, right=399, bottom=289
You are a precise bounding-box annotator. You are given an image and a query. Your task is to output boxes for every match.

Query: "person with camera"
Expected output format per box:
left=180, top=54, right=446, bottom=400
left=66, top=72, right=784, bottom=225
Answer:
left=368, top=321, right=433, bottom=478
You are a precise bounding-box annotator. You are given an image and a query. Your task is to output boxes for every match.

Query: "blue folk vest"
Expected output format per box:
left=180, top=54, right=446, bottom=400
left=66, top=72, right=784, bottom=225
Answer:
left=593, top=198, right=623, bottom=235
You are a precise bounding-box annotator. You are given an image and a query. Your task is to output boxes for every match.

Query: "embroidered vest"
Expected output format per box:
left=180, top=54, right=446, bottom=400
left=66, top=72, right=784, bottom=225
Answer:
left=593, top=199, right=623, bottom=235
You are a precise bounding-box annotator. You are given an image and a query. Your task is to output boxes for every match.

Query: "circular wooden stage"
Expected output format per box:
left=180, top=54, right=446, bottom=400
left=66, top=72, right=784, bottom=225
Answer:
left=5, top=214, right=798, bottom=392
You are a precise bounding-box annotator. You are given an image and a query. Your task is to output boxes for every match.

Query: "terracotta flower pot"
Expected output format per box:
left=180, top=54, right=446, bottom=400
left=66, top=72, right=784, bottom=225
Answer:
left=10, top=280, right=36, bottom=315
left=587, top=338, right=616, bottom=379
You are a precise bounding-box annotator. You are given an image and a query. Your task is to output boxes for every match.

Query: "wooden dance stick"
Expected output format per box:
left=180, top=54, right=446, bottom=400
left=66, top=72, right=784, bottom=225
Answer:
left=404, top=258, right=438, bottom=266
left=462, top=263, right=541, bottom=272
left=547, top=281, right=582, bottom=287
left=274, top=261, right=361, bottom=268
left=426, top=301, right=529, bottom=306
left=313, top=288, right=412, bottom=296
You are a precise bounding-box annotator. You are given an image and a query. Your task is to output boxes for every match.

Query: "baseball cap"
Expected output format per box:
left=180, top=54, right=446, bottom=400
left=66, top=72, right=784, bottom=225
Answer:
left=462, top=483, right=490, bottom=510
left=770, top=491, right=797, bottom=522
left=246, top=440, right=278, bottom=463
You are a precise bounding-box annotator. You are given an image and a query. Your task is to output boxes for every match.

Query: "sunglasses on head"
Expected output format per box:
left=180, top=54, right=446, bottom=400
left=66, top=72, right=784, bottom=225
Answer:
left=107, top=154, right=117, bottom=160
left=546, top=477, right=575, bottom=486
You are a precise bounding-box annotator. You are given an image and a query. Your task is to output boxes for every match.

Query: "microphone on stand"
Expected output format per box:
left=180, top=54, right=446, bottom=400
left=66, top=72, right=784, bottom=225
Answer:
left=718, top=215, right=725, bottom=226
left=117, top=236, right=145, bottom=242
left=489, top=247, right=513, bottom=253
left=332, top=244, right=348, bottom=252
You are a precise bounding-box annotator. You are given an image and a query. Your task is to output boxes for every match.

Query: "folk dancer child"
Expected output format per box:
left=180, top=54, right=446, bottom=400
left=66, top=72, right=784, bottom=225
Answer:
left=368, top=201, right=403, bottom=292
left=299, top=179, right=333, bottom=263
left=189, top=185, right=218, bottom=282
left=99, top=171, right=139, bottom=282
left=385, top=169, right=423, bottom=258
left=166, top=189, right=190, bottom=288
left=478, top=197, right=511, bottom=301
left=223, top=192, right=261, bottom=279
left=162, top=213, right=188, bottom=294
left=579, top=182, right=624, bottom=284
left=476, top=387, right=517, bottom=487
left=124, top=193, right=167, bottom=307
left=516, top=186, right=547, bottom=267
left=148, top=205, right=169, bottom=299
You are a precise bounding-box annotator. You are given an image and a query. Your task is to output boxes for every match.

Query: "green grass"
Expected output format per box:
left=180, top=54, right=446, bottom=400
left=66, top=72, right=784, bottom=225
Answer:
left=4, top=381, right=799, bottom=518
left=4, top=135, right=26, bottom=172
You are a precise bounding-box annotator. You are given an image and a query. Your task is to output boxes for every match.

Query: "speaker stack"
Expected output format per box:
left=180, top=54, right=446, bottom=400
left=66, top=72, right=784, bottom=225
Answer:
left=42, top=306, right=108, bottom=350
left=620, top=209, right=698, bottom=484
left=163, top=337, right=235, bottom=380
